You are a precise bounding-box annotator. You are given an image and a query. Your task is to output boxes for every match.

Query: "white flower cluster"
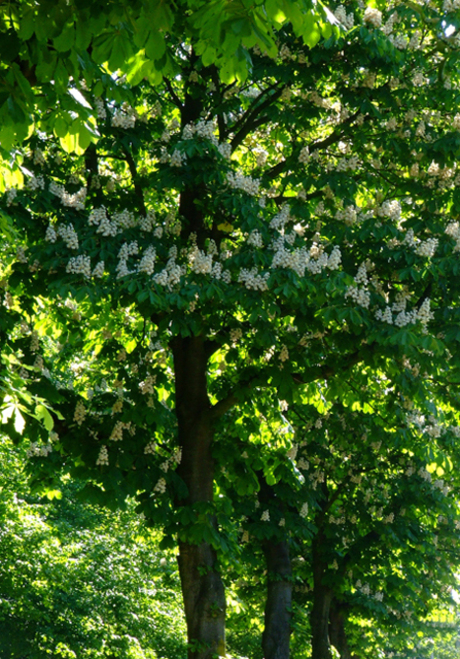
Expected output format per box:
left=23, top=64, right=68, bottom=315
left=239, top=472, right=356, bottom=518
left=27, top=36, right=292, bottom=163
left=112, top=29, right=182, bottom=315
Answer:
left=27, top=174, right=45, bottom=191
left=49, top=181, right=87, bottom=210
left=261, top=509, right=270, bottom=522
left=227, top=171, right=260, bottom=196
left=45, top=225, right=57, bottom=242
left=230, top=327, right=242, bottom=343
left=154, top=248, right=185, bottom=289
left=271, top=238, right=342, bottom=277
left=335, top=155, right=359, bottom=171
left=416, top=237, right=438, bottom=258
left=144, top=441, right=156, bottom=454
left=139, top=374, right=156, bottom=395
left=300, top=502, right=309, bottom=518
left=93, top=261, right=105, bottom=278
left=170, top=149, right=186, bottom=167
left=247, top=230, right=263, bottom=248
left=74, top=400, right=86, bottom=425
left=87, top=206, right=154, bottom=238
left=140, top=210, right=156, bottom=232
left=445, top=221, right=460, bottom=252
left=26, top=442, right=53, bottom=458
left=444, top=0, right=460, bottom=10
left=154, top=477, right=167, bottom=494
left=270, top=205, right=292, bottom=230
left=345, top=264, right=371, bottom=309
left=298, top=146, right=310, bottom=164
left=335, top=5, right=354, bottom=29
left=88, top=207, right=114, bottom=237
left=433, top=479, right=449, bottom=496
left=94, top=97, right=106, bottom=120
left=363, top=7, right=382, bottom=27
left=376, top=297, right=433, bottom=328
left=117, top=241, right=139, bottom=279
left=238, top=267, right=269, bottom=291
left=182, top=119, right=218, bottom=146
left=377, top=199, right=401, bottom=222
left=418, top=466, right=432, bottom=483
left=110, top=420, right=134, bottom=441
left=297, top=457, right=309, bottom=471
left=6, top=188, right=17, bottom=206
left=279, top=345, right=289, bottom=362
left=33, top=149, right=46, bottom=166
left=138, top=246, right=156, bottom=275
left=66, top=254, right=91, bottom=278
left=111, top=103, right=137, bottom=129
left=218, top=142, right=232, bottom=160
left=57, top=224, right=79, bottom=250
left=30, top=331, right=40, bottom=353
left=335, top=206, right=358, bottom=226
left=96, top=445, right=109, bottom=466
left=190, top=247, right=213, bottom=275
left=255, top=149, right=268, bottom=167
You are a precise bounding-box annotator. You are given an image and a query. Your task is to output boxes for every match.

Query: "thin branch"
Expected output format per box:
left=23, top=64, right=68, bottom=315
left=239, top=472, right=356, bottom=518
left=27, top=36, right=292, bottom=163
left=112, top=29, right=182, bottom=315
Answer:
left=264, top=109, right=363, bottom=181
left=122, top=147, right=147, bottom=215
left=164, top=77, right=183, bottom=109
left=231, top=84, right=285, bottom=151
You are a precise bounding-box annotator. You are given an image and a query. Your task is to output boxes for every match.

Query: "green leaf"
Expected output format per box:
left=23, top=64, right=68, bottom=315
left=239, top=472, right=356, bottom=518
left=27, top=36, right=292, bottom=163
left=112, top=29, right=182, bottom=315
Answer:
left=35, top=404, right=54, bottom=431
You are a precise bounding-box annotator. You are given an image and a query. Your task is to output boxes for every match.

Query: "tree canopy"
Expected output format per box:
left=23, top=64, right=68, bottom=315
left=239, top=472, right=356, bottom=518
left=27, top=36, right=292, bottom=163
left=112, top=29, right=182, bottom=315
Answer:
left=0, top=0, right=335, bottom=159
left=1, top=1, right=460, bottom=658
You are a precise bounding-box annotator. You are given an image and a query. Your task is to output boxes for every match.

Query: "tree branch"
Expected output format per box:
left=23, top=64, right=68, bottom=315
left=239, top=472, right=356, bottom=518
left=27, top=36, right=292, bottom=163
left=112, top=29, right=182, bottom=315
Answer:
left=231, top=83, right=284, bottom=150
left=164, top=77, right=183, bottom=109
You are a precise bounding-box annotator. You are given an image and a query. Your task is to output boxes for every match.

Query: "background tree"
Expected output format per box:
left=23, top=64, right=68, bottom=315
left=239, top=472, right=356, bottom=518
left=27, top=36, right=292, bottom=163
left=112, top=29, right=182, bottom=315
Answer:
left=0, top=434, right=188, bottom=659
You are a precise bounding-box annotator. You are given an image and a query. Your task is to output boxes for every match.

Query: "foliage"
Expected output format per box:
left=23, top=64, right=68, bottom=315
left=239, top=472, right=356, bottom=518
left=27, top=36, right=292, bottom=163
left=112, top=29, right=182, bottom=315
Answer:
left=0, top=436, right=188, bottom=659
left=1, top=0, right=460, bottom=657
left=0, top=0, right=336, bottom=160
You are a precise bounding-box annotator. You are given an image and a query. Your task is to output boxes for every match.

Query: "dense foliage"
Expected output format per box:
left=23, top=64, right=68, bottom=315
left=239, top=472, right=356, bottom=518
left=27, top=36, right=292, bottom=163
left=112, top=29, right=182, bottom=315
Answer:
left=2, top=0, right=460, bottom=658
left=0, top=0, right=334, bottom=158
left=0, top=437, right=188, bottom=659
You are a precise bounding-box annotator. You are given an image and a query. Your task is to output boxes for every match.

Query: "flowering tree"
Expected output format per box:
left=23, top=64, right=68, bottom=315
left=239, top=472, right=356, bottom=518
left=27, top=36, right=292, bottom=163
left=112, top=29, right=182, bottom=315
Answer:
left=2, top=1, right=460, bottom=658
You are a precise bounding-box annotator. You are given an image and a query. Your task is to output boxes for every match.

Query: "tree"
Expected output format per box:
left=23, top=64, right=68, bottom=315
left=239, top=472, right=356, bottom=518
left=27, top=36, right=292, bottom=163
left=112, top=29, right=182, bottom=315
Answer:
left=2, top=1, right=460, bottom=658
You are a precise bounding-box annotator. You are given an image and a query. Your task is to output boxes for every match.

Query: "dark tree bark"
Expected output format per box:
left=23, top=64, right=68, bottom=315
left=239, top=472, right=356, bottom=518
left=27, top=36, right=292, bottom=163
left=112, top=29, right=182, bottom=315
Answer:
left=262, top=539, right=293, bottom=659
left=257, top=476, right=293, bottom=659
left=329, top=601, right=354, bottom=659
left=310, top=532, right=333, bottom=659
left=173, top=336, right=226, bottom=659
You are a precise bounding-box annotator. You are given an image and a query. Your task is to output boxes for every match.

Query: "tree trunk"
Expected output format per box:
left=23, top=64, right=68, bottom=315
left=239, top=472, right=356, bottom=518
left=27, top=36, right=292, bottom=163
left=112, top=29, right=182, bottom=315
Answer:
left=310, top=534, right=333, bottom=659
left=329, top=601, right=353, bottom=659
left=262, top=538, right=293, bottom=659
left=173, top=336, right=226, bottom=659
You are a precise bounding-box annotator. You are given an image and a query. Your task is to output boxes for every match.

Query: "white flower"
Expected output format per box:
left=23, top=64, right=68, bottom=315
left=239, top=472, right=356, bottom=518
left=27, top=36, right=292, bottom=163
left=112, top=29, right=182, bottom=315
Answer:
left=279, top=345, right=289, bottom=362
left=57, top=224, right=79, bottom=250
left=74, top=401, right=86, bottom=425
left=45, top=225, right=57, bottom=242
left=300, top=502, right=309, bottom=518
left=298, top=146, right=310, bottom=164
left=138, top=246, right=156, bottom=275
left=96, top=445, right=109, bottom=466
left=227, top=171, right=260, bottom=196
left=154, top=477, right=167, bottom=494
left=66, top=254, right=91, bottom=278
left=363, top=7, right=382, bottom=28
left=92, top=261, right=105, bottom=278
